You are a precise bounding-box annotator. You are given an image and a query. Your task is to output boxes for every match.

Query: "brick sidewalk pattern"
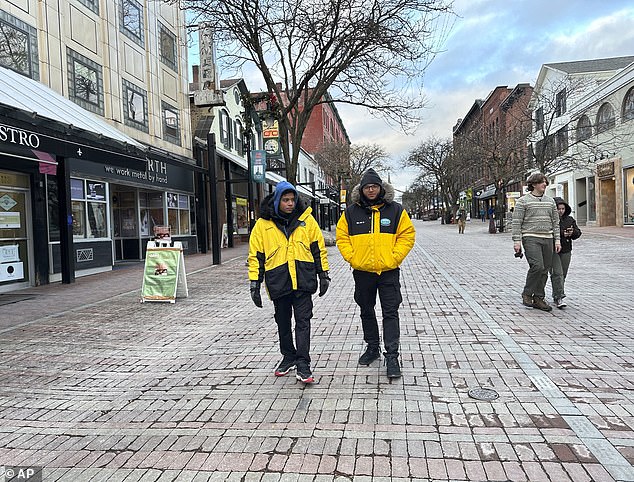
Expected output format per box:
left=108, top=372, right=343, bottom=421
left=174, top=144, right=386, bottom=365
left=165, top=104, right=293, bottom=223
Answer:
left=1, top=221, right=633, bottom=481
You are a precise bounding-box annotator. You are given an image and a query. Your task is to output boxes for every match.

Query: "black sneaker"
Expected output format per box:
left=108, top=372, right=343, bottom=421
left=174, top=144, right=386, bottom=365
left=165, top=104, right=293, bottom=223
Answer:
left=274, top=359, right=296, bottom=377
left=385, top=356, right=401, bottom=378
left=296, top=368, right=315, bottom=384
left=358, top=346, right=380, bottom=365
left=555, top=298, right=567, bottom=309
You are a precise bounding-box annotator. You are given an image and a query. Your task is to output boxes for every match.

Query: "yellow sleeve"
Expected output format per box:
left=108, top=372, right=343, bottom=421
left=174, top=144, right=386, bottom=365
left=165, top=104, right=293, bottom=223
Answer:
left=248, top=221, right=265, bottom=282
left=309, top=217, right=329, bottom=272
left=335, top=212, right=353, bottom=264
left=393, top=210, right=415, bottom=265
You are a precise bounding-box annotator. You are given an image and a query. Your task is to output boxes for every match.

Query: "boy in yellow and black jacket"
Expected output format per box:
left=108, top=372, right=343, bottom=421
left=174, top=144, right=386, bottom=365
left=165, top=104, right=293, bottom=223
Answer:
left=336, top=168, right=415, bottom=378
left=248, top=181, right=329, bottom=384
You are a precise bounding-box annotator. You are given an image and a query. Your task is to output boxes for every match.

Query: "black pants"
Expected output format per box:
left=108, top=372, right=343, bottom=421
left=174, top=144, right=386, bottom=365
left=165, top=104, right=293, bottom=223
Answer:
left=353, top=269, right=402, bottom=355
left=273, top=291, right=313, bottom=370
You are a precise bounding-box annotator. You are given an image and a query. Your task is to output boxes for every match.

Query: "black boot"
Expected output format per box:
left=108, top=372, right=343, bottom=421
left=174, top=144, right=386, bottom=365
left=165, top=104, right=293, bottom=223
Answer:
left=358, top=345, right=380, bottom=365
left=385, top=354, right=401, bottom=378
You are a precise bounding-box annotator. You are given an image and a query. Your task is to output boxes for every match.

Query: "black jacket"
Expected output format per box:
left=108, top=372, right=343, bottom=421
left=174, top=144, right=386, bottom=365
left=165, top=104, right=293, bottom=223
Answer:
left=553, top=197, right=581, bottom=254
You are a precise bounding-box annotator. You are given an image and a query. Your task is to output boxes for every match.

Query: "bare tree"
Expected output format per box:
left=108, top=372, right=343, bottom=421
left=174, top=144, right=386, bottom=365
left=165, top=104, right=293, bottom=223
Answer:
left=530, top=75, right=634, bottom=175
left=401, top=175, right=435, bottom=218
left=177, top=0, right=454, bottom=183
left=403, top=136, right=461, bottom=220
left=315, top=141, right=392, bottom=189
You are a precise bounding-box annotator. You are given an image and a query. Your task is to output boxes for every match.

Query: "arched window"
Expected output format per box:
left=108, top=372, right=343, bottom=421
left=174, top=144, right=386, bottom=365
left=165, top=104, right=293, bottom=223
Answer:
left=596, top=102, right=615, bottom=134
left=623, top=86, right=634, bottom=122
left=576, top=115, right=592, bottom=142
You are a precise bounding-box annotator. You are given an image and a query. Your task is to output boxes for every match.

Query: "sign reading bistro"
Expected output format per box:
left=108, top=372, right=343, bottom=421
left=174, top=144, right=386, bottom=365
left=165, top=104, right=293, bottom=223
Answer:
left=0, top=124, right=40, bottom=149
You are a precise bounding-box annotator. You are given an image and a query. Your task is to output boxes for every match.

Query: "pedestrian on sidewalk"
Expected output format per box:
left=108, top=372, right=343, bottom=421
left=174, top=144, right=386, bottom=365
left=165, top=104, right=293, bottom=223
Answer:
left=248, top=181, right=330, bottom=384
left=512, top=172, right=561, bottom=312
left=456, top=208, right=466, bottom=234
left=549, top=197, right=582, bottom=309
left=336, top=168, right=415, bottom=378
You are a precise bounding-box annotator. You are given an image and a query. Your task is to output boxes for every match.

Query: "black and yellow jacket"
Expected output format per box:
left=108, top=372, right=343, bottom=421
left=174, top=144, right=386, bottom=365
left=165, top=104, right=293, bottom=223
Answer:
left=248, top=194, right=329, bottom=300
left=336, top=182, right=415, bottom=274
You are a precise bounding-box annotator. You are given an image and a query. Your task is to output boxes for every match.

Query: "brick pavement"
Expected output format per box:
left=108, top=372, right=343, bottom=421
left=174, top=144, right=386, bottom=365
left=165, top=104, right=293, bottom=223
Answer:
left=1, top=221, right=633, bottom=481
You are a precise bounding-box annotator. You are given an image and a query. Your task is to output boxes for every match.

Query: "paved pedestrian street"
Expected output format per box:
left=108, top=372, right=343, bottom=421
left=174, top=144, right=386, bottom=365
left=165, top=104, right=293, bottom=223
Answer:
left=1, top=220, right=633, bottom=482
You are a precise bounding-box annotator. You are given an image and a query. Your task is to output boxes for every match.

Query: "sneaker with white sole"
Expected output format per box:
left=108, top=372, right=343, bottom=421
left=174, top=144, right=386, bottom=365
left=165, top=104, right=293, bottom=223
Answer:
left=555, top=298, right=567, bottom=309
left=295, top=368, right=315, bottom=384
left=274, top=359, right=296, bottom=377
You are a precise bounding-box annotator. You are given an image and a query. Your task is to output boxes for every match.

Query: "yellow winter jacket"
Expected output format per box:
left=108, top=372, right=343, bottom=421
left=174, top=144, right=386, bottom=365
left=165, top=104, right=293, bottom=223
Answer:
left=336, top=183, right=415, bottom=274
left=248, top=196, right=329, bottom=300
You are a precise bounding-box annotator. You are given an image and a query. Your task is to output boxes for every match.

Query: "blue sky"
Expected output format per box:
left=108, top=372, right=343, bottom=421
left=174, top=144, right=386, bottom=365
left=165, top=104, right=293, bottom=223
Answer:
left=188, top=1, right=634, bottom=193
left=338, top=0, right=634, bottom=192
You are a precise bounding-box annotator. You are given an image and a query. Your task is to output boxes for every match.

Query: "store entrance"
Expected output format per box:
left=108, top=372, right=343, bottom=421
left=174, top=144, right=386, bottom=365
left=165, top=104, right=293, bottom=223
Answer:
left=111, top=186, right=165, bottom=261
left=111, top=187, right=140, bottom=261
left=0, top=171, right=31, bottom=291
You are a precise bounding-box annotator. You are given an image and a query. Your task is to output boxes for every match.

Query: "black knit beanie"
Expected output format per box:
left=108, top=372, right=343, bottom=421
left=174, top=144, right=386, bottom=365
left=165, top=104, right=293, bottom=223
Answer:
left=360, top=168, right=383, bottom=188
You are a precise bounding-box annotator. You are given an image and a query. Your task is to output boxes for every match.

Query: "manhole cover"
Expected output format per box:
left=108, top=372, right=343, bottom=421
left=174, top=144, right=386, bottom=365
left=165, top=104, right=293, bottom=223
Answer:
left=468, top=387, right=499, bottom=401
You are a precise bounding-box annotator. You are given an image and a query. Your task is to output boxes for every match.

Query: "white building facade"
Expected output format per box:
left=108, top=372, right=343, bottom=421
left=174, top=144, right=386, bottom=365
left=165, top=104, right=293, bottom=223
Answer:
left=529, top=56, right=634, bottom=227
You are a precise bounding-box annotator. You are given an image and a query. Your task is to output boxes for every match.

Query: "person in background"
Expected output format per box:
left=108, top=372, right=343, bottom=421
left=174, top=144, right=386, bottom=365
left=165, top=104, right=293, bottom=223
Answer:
left=456, top=208, right=466, bottom=234
left=512, top=172, right=561, bottom=312
left=550, top=197, right=582, bottom=309
left=248, top=181, right=330, bottom=384
left=336, top=168, right=415, bottom=378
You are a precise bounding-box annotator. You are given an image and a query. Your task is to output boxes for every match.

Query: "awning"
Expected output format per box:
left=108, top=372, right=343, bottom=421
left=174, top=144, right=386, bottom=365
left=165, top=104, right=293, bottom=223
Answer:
left=476, top=186, right=497, bottom=200
left=0, top=66, right=145, bottom=150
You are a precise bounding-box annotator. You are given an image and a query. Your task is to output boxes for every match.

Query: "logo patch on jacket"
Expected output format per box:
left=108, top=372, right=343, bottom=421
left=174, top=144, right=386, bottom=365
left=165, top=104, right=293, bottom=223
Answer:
left=380, top=218, right=391, bottom=226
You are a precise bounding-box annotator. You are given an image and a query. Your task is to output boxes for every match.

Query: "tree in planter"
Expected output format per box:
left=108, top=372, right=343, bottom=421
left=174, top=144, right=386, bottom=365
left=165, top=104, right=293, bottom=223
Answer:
left=176, top=0, right=454, bottom=184
left=403, top=136, right=461, bottom=223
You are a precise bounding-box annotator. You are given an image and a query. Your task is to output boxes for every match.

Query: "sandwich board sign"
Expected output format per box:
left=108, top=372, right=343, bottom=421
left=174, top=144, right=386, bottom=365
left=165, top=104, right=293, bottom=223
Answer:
left=141, top=240, right=188, bottom=303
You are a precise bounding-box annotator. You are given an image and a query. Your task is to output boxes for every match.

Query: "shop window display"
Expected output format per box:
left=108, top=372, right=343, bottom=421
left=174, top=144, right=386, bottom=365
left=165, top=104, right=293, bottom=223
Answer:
left=71, top=178, right=108, bottom=239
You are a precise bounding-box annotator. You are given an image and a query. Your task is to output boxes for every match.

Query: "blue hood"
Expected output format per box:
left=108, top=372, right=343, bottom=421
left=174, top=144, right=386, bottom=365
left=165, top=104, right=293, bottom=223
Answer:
left=272, top=181, right=298, bottom=217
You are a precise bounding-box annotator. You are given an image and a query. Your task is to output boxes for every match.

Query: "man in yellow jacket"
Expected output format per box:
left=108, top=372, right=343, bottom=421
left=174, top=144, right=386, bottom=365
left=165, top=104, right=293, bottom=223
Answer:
left=248, top=181, right=329, bottom=384
left=336, top=169, right=415, bottom=378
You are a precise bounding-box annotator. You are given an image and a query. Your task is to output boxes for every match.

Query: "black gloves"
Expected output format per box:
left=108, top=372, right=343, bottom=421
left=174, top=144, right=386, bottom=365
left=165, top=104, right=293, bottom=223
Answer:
left=318, top=271, right=330, bottom=297
left=250, top=280, right=263, bottom=308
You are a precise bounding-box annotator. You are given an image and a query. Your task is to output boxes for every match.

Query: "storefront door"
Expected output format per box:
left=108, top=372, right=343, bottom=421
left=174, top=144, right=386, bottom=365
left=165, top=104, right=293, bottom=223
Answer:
left=111, top=188, right=140, bottom=261
left=0, top=171, right=31, bottom=291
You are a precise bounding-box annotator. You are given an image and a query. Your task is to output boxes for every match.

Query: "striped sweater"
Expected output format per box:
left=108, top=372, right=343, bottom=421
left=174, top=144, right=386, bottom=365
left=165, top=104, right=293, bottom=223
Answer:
left=511, top=193, right=560, bottom=244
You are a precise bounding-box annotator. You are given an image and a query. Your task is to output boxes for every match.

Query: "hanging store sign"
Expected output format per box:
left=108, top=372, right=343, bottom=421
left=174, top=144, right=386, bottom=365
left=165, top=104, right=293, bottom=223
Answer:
left=251, top=149, right=266, bottom=183
left=597, top=161, right=615, bottom=179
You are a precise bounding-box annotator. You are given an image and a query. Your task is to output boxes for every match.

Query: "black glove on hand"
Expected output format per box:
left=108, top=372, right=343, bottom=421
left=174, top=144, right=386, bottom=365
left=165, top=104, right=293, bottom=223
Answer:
left=318, top=271, right=330, bottom=297
left=250, top=280, right=263, bottom=308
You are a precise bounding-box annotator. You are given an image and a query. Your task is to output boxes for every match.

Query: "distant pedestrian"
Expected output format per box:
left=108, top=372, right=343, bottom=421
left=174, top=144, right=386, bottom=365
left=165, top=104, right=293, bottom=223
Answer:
left=336, top=168, right=415, bottom=378
left=549, top=197, right=582, bottom=309
left=512, top=173, right=561, bottom=312
left=480, top=208, right=485, bottom=222
left=248, top=181, right=330, bottom=384
left=456, top=208, right=466, bottom=234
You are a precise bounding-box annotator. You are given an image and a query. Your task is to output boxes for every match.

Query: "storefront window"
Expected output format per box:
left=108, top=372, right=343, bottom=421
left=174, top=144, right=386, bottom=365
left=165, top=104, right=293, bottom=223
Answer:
left=113, top=191, right=136, bottom=238
left=72, top=178, right=108, bottom=239
left=587, top=177, right=596, bottom=222
left=139, top=191, right=165, bottom=237
left=167, top=192, right=190, bottom=236
left=625, top=167, right=634, bottom=224
left=46, top=176, right=59, bottom=242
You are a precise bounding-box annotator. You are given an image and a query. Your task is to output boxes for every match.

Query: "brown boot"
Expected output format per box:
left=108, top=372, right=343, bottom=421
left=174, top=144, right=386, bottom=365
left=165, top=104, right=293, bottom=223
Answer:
left=522, top=294, right=534, bottom=307
left=532, top=297, right=552, bottom=312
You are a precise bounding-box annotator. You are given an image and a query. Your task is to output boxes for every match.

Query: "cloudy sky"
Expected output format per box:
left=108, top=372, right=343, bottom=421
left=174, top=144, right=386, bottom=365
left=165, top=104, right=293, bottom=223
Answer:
left=188, top=1, right=634, bottom=194
left=337, top=0, right=634, bottom=193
